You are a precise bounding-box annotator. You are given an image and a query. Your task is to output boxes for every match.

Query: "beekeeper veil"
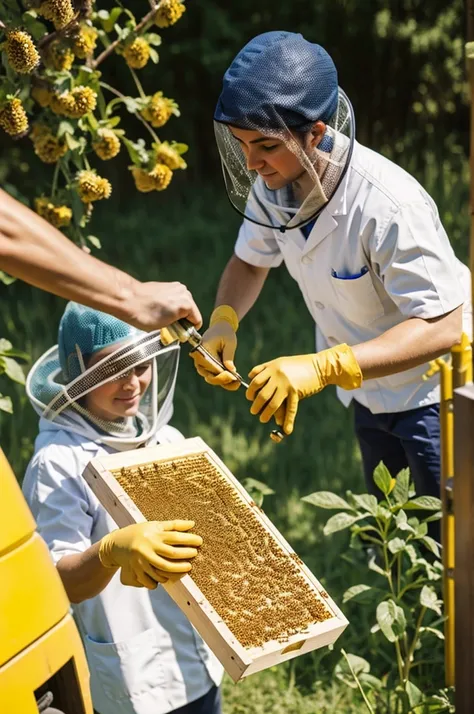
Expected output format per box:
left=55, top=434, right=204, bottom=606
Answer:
left=26, top=302, right=180, bottom=450
left=214, top=31, right=355, bottom=232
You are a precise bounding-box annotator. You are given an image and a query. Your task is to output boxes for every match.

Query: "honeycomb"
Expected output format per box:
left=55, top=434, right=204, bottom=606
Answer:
left=114, top=453, right=332, bottom=649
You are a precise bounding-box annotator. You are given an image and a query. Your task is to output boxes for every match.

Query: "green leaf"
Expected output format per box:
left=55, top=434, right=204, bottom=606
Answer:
left=405, top=496, right=442, bottom=511
left=376, top=600, right=406, bottom=642
left=323, top=512, right=362, bottom=535
left=243, top=477, right=275, bottom=496
left=65, top=134, right=82, bottom=152
left=425, top=510, right=443, bottom=523
left=115, top=24, right=131, bottom=42
left=0, top=394, right=13, bottom=413
left=58, top=121, right=75, bottom=138
left=102, top=7, right=124, bottom=33
left=86, top=235, right=102, bottom=250
left=420, top=585, right=442, bottom=615
left=107, top=116, right=122, bottom=128
left=0, top=339, right=13, bottom=353
left=171, top=142, right=189, bottom=155
left=21, top=11, right=47, bottom=40
left=124, top=97, right=141, bottom=114
left=368, top=554, right=386, bottom=577
left=420, top=626, right=444, bottom=640
left=3, top=356, right=25, bottom=385
left=392, top=467, right=410, bottom=505
left=351, top=493, right=378, bottom=516
left=406, top=681, right=423, bottom=708
left=122, top=137, right=150, bottom=166
left=373, top=461, right=392, bottom=496
left=342, top=584, right=373, bottom=604
left=146, top=33, right=162, bottom=47
left=414, top=522, right=428, bottom=538
left=302, top=491, right=353, bottom=510
left=395, top=509, right=416, bottom=533
left=375, top=504, right=392, bottom=522
left=149, top=47, right=160, bottom=64
left=387, top=537, right=406, bottom=554
left=0, top=270, right=16, bottom=285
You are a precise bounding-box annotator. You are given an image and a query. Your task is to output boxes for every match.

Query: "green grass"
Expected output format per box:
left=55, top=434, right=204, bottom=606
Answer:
left=0, top=168, right=468, bottom=711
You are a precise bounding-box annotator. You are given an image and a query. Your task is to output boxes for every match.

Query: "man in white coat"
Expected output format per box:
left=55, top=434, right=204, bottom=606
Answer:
left=192, top=31, right=471, bottom=521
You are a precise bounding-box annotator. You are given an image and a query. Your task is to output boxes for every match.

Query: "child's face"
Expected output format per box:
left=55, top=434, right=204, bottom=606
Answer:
left=84, top=343, right=153, bottom=422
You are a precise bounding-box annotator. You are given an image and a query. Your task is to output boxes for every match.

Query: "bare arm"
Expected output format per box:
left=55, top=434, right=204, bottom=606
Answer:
left=214, top=253, right=270, bottom=319
left=56, top=543, right=117, bottom=604
left=0, top=189, right=201, bottom=329
left=352, top=307, right=462, bottom=379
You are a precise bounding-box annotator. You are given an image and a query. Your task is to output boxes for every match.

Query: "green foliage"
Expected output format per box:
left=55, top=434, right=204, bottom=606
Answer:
left=0, top=1, right=188, bottom=248
left=0, top=338, right=29, bottom=414
left=304, top=468, right=453, bottom=713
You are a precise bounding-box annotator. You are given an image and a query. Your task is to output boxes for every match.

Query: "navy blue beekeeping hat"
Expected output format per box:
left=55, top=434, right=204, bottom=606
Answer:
left=214, top=31, right=338, bottom=130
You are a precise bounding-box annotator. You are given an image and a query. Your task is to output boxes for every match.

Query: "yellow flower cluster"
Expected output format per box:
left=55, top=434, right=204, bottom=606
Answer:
left=0, top=98, right=28, bottom=137
left=154, top=0, right=186, bottom=28
left=131, top=164, right=173, bottom=193
left=44, top=40, right=75, bottom=71
left=77, top=170, right=112, bottom=202
left=123, top=37, right=150, bottom=69
left=92, top=128, right=121, bottom=160
left=35, top=197, right=72, bottom=228
left=71, top=24, right=98, bottom=59
left=32, top=85, right=54, bottom=108
left=38, top=0, right=74, bottom=30
left=155, top=143, right=186, bottom=170
left=5, top=30, right=40, bottom=74
left=50, top=86, right=97, bottom=119
left=31, top=125, right=68, bottom=164
left=140, top=92, right=175, bottom=128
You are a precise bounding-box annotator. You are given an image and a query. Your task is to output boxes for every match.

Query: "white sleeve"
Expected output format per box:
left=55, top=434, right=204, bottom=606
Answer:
left=234, top=187, right=284, bottom=268
left=26, top=445, right=95, bottom=564
left=371, top=201, right=464, bottom=319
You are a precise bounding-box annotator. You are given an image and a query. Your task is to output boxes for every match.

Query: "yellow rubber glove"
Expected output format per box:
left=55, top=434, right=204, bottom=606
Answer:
left=98, top=520, right=202, bottom=589
left=190, top=305, right=241, bottom=391
left=246, top=344, right=363, bottom=435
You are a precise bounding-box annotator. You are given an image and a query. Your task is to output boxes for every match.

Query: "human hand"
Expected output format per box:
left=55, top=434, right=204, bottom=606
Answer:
left=98, top=520, right=202, bottom=589
left=246, top=345, right=362, bottom=435
left=190, top=305, right=241, bottom=391
left=126, top=281, right=202, bottom=332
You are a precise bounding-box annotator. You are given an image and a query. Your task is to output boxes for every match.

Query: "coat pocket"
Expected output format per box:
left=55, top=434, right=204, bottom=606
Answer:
left=84, top=627, right=164, bottom=703
left=330, top=268, right=384, bottom=326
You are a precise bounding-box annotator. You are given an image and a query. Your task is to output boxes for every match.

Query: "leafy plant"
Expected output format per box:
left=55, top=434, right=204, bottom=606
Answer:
left=0, top=338, right=29, bottom=413
left=303, top=463, right=454, bottom=713
left=0, top=0, right=188, bottom=248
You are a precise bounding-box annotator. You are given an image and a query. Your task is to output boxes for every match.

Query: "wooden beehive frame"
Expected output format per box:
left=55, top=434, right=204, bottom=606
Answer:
left=83, top=437, right=348, bottom=681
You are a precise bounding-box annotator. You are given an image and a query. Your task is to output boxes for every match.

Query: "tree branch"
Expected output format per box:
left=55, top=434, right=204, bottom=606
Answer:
left=37, top=14, right=80, bottom=50
left=99, top=82, right=160, bottom=144
left=91, top=4, right=159, bottom=69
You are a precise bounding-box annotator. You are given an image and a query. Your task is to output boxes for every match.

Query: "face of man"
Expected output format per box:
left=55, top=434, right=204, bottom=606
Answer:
left=229, top=122, right=326, bottom=191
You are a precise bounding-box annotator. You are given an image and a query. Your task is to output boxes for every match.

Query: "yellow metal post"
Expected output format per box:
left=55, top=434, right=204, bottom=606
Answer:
left=427, top=336, right=473, bottom=688
left=437, top=358, right=455, bottom=687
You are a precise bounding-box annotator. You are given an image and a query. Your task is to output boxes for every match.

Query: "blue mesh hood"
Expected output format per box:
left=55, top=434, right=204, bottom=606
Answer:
left=214, top=31, right=338, bottom=130
left=58, top=302, right=143, bottom=382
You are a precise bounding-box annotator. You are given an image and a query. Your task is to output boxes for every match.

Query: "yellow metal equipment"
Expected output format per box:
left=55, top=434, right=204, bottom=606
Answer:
left=0, top=448, right=93, bottom=714
left=427, top=335, right=473, bottom=688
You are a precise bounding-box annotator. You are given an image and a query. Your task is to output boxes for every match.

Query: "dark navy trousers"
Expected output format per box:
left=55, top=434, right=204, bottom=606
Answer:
left=95, top=685, right=221, bottom=714
left=171, top=686, right=221, bottom=714
left=353, top=400, right=441, bottom=540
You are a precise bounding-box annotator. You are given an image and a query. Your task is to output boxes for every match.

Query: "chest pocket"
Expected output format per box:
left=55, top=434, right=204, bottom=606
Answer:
left=331, top=268, right=384, bottom=326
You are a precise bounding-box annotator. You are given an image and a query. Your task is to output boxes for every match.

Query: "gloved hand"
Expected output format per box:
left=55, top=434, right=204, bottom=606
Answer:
left=98, top=520, right=202, bottom=589
left=190, top=305, right=241, bottom=391
left=246, top=344, right=363, bottom=435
